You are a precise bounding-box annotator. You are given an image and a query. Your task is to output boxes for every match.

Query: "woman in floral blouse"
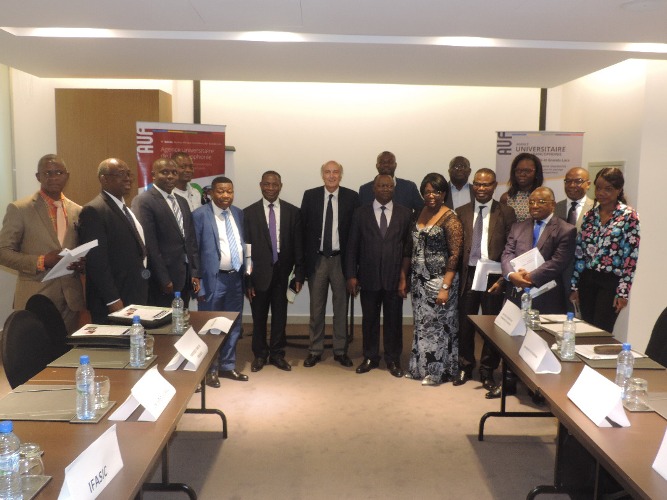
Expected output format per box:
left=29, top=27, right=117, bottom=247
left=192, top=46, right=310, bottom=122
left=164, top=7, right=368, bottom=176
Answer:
left=570, top=167, right=640, bottom=332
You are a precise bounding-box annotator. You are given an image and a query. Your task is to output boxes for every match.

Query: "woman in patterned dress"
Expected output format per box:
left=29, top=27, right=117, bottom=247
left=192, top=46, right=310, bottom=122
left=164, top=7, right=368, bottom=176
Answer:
left=570, top=168, right=640, bottom=332
left=499, top=153, right=544, bottom=222
left=403, top=173, right=463, bottom=386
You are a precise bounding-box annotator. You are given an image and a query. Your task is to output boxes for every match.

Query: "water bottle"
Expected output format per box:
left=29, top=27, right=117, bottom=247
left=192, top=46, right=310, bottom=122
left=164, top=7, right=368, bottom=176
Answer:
left=520, top=288, right=532, bottom=322
left=615, top=343, right=634, bottom=400
left=76, top=355, right=95, bottom=420
left=129, top=315, right=146, bottom=368
left=0, top=421, right=22, bottom=500
left=560, top=312, right=576, bottom=360
left=172, top=291, right=185, bottom=334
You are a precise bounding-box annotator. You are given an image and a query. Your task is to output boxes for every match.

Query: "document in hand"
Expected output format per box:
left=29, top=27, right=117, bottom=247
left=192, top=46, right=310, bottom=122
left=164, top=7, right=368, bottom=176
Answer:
left=567, top=365, right=630, bottom=427
left=42, top=239, right=98, bottom=282
left=509, top=247, right=544, bottom=273
left=471, top=258, right=502, bottom=292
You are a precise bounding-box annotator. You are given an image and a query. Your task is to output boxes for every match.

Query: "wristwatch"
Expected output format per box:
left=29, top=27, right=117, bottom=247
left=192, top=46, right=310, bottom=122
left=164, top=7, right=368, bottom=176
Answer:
left=441, top=283, right=450, bottom=291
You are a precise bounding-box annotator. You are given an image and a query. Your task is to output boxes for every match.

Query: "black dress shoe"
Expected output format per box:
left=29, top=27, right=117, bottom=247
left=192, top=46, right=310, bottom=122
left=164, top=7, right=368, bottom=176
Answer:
left=333, top=354, right=353, bottom=367
left=504, top=372, right=518, bottom=395
left=481, top=376, right=496, bottom=392
left=270, top=357, right=292, bottom=371
left=205, top=372, right=220, bottom=388
left=251, top=357, right=267, bottom=372
left=355, top=358, right=379, bottom=374
left=387, top=361, right=404, bottom=378
left=453, top=368, right=473, bottom=386
left=219, top=369, right=249, bottom=381
left=303, top=354, right=322, bottom=367
left=485, top=384, right=501, bottom=399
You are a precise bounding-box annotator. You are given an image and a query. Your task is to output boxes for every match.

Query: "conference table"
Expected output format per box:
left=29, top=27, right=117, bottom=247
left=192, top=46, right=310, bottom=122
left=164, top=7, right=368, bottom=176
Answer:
left=4, top=311, right=231, bottom=500
left=470, top=315, right=667, bottom=500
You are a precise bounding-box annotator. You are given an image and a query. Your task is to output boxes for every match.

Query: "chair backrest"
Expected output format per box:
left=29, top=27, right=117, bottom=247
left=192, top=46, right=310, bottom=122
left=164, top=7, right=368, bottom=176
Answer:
left=645, top=306, right=667, bottom=366
left=25, top=294, right=70, bottom=358
left=1, top=310, right=56, bottom=388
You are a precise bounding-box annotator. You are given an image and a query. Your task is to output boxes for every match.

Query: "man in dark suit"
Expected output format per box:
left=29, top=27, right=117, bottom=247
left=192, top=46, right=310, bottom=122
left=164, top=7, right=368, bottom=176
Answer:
left=301, top=161, right=360, bottom=368
left=346, top=174, right=412, bottom=378
left=501, top=187, right=577, bottom=315
left=244, top=171, right=305, bottom=372
left=444, top=156, right=475, bottom=210
left=555, top=167, right=594, bottom=312
left=193, top=176, right=248, bottom=387
left=131, top=158, right=200, bottom=307
left=454, top=168, right=516, bottom=392
left=358, top=151, right=423, bottom=212
left=79, top=158, right=149, bottom=323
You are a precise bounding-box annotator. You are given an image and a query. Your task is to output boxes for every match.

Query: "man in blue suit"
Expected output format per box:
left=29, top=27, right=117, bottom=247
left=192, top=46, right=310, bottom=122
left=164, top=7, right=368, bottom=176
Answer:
left=193, top=176, right=248, bottom=387
left=358, top=151, right=423, bottom=212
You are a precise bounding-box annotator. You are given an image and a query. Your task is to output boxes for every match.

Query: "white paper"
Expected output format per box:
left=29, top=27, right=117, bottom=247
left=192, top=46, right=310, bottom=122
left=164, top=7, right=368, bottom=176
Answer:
left=71, top=324, right=130, bottom=337
left=519, top=329, right=562, bottom=374
left=567, top=365, right=630, bottom=427
left=471, top=258, right=502, bottom=292
left=43, top=239, right=98, bottom=282
left=199, top=316, right=234, bottom=335
left=574, top=345, right=647, bottom=361
left=58, top=424, right=123, bottom=500
left=164, top=327, right=208, bottom=371
left=509, top=247, right=545, bottom=273
left=494, top=300, right=527, bottom=337
left=108, top=366, right=175, bottom=421
left=652, top=428, right=667, bottom=480
left=542, top=322, right=609, bottom=337
left=540, top=314, right=583, bottom=323
left=529, top=280, right=557, bottom=298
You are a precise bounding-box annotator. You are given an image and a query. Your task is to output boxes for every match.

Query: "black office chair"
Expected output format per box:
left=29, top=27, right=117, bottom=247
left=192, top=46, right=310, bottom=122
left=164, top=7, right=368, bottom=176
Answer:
left=1, top=310, right=56, bottom=388
left=645, top=306, right=667, bottom=366
left=25, top=294, right=71, bottom=358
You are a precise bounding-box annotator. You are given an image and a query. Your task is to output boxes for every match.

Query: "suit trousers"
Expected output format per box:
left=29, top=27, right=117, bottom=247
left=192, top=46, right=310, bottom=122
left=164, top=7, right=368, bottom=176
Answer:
left=251, top=262, right=288, bottom=359
left=308, top=254, right=348, bottom=355
left=199, top=270, right=244, bottom=371
left=360, top=289, right=403, bottom=364
left=578, top=269, right=620, bottom=333
left=149, top=262, right=193, bottom=308
left=458, top=268, right=502, bottom=376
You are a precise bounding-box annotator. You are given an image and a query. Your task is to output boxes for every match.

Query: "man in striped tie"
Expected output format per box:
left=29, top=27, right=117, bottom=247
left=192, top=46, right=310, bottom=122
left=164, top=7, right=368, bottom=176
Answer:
left=132, top=158, right=200, bottom=307
left=193, top=176, right=248, bottom=387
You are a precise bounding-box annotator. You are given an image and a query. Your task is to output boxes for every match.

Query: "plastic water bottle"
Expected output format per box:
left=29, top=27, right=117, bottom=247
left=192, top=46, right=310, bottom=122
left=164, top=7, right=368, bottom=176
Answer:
left=172, top=291, right=185, bottom=334
left=0, top=421, right=22, bottom=500
left=615, top=343, right=634, bottom=400
left=560, top=312, right=576, bottom=360
left=76, top=355, right=95, bottom=420
left=129, top=315, right=146, bottom=368
left=520, top=288, right=532, bottom=322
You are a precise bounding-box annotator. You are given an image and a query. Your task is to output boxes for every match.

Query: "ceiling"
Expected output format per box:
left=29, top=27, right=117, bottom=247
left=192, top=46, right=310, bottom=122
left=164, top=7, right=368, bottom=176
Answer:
left=1, top=0, right=667, bottom=88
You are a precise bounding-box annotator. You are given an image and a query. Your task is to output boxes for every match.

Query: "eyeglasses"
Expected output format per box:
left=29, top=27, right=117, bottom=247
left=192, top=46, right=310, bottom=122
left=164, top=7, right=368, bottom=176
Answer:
left=528, top=199, right=553, bottom=206
left=564, top=178, right=588, bottom=185
left=473, top=182, right=495, bottom=188
left=104, top=171, right=133, bottom=179
left=423, top=190, right=442, bottom=197
left=40, top=170, right=67, bottom=178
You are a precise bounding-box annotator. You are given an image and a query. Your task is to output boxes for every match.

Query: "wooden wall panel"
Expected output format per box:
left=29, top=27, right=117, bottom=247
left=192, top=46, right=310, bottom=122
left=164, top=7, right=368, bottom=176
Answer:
left=55, top=89, right=172, bottom=206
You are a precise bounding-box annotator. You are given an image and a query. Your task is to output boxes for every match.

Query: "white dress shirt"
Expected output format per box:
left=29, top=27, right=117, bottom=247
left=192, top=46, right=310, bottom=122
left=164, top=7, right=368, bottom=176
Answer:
left=320, top=188, right=340, bottom=252
left=215, top=207, right=243, bottom=271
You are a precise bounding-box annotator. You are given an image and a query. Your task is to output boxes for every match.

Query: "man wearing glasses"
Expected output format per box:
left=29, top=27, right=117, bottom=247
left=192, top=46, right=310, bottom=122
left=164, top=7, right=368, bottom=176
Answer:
left=445, top=156, right=475, bottom=210
left=79, top=158, right=149, bottom=323
left=501, top=187, right=576, bottom=315
left=0, top=154, right=85, bottom=332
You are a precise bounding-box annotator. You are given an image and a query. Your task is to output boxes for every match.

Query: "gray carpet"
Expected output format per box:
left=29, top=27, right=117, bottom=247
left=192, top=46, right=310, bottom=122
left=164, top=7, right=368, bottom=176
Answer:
left=146, top=324, right=567, bottom=499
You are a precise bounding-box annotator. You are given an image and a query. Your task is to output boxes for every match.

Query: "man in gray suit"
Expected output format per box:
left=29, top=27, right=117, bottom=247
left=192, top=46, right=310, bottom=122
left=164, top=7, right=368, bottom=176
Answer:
left=0, top=154, right=84, bottom=333
left=555, top=167, right=593, bottom=311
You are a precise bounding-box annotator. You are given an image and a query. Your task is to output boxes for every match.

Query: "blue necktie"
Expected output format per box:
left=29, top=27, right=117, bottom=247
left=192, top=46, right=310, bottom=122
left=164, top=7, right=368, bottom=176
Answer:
left=533, top=220, right=543, bottom=248
left=222, top=210, right=241, bottom=271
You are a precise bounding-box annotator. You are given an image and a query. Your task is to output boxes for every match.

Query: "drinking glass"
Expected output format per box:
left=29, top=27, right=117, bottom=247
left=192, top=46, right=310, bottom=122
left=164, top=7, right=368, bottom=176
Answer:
left=94, top=375, right=111, bottom=410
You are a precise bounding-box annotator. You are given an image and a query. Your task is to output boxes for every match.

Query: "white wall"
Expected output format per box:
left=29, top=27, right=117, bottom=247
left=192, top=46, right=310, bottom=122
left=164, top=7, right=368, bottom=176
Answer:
left=553, top=59, right=667, bottom=350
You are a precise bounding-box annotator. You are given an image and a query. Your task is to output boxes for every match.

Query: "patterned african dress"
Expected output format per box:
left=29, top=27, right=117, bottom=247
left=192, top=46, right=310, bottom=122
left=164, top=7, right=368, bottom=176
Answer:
left=506, top=190, right=531, bottom=222
left=406, top=209, right=463, bottom=382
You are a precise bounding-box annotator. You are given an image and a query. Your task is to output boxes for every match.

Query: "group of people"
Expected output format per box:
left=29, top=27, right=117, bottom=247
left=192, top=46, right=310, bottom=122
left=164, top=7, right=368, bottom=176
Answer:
left=0, top=150, right=640, bottom=396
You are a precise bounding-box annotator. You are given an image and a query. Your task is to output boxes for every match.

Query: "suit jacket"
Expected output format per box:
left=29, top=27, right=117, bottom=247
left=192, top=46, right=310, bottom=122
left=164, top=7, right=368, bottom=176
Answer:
left=345, top=203, right=412, bottom=291
left=300, top=186, right=360, bottom=279
left=78, top=192, right=148, bottom=322
left=445, top=183, right=475, bottom=210
left=501, top=216, right=577, bottom=313
left=131, top=187, right=200, bottom=298
left=193, top=202, right=246, bottom=301
left=457, top=200, right=516, bottom=294
left=243, top=199, right=304, bottom=292
left=0, top=192, right=84, bottom=311
left=358, top=177, right=423, bottom=212
left=555, top=196, right=594, bottom=230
